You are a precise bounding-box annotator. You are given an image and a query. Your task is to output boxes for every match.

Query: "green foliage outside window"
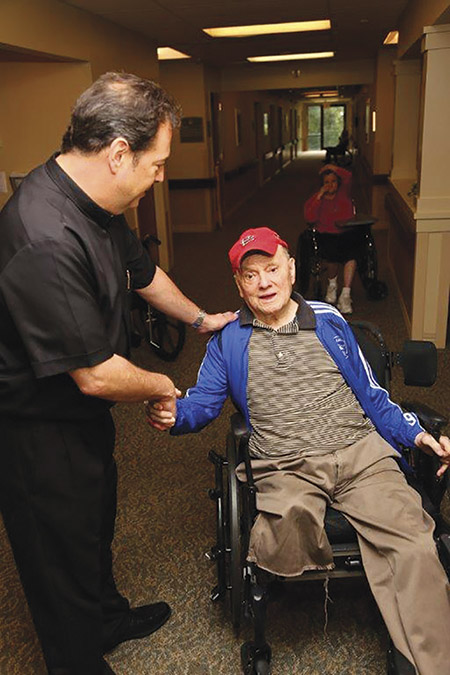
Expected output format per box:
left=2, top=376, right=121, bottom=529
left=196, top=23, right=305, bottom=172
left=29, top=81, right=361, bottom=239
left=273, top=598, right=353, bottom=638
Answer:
left=307, top=104, right=345, bottom=150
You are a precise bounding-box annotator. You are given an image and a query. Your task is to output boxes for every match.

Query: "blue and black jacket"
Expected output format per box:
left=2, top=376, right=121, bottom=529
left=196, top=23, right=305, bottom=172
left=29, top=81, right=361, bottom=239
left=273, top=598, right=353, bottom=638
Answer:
left=172, top=298, right=423, bottom=457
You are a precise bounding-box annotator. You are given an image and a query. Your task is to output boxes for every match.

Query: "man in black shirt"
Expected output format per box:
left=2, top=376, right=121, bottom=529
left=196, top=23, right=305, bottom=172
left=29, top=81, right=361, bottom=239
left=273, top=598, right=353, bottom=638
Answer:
left=0, top=72, right=236, bottom=675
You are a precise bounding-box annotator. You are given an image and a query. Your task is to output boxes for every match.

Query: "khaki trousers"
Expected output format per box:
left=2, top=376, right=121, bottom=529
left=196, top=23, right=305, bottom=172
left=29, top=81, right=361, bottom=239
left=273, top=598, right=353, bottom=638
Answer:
left=236, top=432, right=450, bottom=675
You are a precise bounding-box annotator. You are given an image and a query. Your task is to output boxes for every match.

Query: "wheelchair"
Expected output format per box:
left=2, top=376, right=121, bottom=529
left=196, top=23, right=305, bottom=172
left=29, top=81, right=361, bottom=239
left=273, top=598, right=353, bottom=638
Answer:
left=295, top=216, right=388, bottom=303
left=206, top=322, right=450, bottom=674
left=324, top=144, right=353, bottom=168
left=129, top=234, right=186, bottom=361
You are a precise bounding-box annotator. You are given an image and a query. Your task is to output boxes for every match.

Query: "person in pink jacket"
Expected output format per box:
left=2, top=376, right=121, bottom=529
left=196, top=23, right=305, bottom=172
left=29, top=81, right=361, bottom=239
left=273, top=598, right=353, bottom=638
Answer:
left=304, top=164, right=363, bottom=314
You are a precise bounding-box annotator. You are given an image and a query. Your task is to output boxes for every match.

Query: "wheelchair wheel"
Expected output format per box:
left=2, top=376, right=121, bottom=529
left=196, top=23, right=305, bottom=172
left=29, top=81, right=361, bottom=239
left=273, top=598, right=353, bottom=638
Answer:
left=356, top=234, right=387, bottom=301
left=296, top=229, right=322, bottom=298
left=226, top=432, right=245, bottom=633
left=138, top=306, right=186, bottom=361
left=356, top=234, right=377, bottom=287
left=366, top=279, right=388, bottom=301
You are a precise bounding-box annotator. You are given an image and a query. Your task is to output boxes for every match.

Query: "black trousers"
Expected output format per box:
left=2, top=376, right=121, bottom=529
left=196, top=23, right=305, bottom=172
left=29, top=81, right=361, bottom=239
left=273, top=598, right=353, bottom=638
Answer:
left=0, top=412, right=129, bottom=674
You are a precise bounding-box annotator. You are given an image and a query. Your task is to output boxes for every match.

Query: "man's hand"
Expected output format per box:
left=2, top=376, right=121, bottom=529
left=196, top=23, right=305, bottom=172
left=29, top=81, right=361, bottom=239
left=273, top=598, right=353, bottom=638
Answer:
left=414, top=431, right=450, bottom=477
left=145, top=389, right=181, bottom=431
left=197, top=311, right=238, bottom=334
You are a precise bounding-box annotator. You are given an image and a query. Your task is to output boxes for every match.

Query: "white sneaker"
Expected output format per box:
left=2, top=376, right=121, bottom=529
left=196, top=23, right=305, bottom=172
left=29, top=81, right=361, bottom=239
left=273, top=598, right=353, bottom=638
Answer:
left=337, top=292, right=353, bottom=314
left=325, top=279, right=338, bottom=304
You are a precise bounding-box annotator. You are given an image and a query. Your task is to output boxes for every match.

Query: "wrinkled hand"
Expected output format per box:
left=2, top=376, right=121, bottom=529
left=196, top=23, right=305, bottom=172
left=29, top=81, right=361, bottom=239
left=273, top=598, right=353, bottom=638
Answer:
left=415, top=431, right=450, bottom=477
left=145, top=388, right=181, bottom=431
left=197, top=311, right=238, bottom=334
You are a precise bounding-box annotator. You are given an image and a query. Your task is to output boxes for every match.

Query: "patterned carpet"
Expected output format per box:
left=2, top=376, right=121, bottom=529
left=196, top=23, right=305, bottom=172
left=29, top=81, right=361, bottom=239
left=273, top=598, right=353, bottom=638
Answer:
left=1, top=153, right=449, bottom=674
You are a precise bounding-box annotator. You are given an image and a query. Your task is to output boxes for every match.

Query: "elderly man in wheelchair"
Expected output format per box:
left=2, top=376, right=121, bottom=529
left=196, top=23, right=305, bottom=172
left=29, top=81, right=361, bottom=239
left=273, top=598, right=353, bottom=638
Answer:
left=148, top=227, right=450, bottom=675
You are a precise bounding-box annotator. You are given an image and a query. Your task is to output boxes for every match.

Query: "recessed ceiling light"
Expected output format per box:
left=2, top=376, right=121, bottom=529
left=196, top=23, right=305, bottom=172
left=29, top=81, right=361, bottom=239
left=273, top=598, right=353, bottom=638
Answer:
left=157, top=47, right=191, bottom=60
left=203, top=19, right=331, bottom=38
left=304, top=90, right=338, bottom=98
left=248, top=51, right=334, bottom=63
left=383, top=31, right=399, bottom=45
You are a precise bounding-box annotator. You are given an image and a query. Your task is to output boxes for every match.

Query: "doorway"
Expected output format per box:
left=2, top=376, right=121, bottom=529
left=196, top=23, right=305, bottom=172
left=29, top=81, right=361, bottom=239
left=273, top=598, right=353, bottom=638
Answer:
left=306, top=104, right=346, bottom=150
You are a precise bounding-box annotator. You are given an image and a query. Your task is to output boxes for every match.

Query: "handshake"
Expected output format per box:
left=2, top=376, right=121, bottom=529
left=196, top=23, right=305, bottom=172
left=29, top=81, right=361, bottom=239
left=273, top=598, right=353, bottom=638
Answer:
left=144, top=389, right=181, bottom=431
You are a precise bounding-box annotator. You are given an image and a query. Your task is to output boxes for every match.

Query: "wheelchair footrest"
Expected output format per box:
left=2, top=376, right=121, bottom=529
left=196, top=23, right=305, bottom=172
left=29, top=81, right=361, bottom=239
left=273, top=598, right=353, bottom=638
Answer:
left=386, top=641, right=415, bottom=674
left=241, top=641, right=272, bottom=675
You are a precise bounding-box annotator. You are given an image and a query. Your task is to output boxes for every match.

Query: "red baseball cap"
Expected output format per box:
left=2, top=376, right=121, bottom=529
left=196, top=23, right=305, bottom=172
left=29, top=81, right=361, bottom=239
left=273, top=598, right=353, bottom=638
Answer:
left=228, top=227, right=288, bottom=273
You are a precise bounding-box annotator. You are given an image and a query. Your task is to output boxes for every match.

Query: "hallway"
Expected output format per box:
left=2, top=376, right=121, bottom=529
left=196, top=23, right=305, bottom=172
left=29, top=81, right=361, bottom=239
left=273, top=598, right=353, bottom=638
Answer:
left=2, top=153, right=449, bottom=674
left=171, top=152, right=401, bottom=348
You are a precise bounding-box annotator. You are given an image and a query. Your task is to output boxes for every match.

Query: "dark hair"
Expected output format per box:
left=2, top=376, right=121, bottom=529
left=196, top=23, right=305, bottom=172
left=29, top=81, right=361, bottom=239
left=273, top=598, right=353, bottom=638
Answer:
left=61, top=72, right=181, bottom=154
left=320, top=169, right=342, bottom=188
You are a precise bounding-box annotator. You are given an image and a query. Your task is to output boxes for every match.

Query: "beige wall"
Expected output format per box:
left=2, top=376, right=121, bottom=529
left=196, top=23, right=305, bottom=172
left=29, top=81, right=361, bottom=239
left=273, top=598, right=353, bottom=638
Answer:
left=159, top=61, right=211, bottom=180
left=221, top=59, right=375, bottom=92
left=398, top=0, right=450, bottom=58
left=0, top=0, right=159, bottom=80
left=221, top=91, right=256, bottom=172
left=0, top=0, right=161, bottom=216
left=418, top=25, right=450, bottom=209
left=158, top=61, right=215, bottom=232
left=390, top=59, right=421, bottom=186
left=0, top=61, right=92, bottom=207
left=353, top=85, right=375, bottom=166
left=158, top=59, right=301, bottom=231
left=373, top=48, right=396, bottom=176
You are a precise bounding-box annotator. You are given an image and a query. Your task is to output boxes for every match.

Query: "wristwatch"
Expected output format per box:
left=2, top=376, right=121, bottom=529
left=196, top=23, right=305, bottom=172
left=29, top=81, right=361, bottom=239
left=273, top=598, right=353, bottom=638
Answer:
left=191, top=308, right=206, bottom=329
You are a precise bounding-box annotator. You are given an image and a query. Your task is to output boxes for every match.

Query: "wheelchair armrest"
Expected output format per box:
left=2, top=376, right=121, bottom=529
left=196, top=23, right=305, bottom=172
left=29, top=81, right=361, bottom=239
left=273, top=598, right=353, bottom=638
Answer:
left=230, top=412, right=251, bottom=442
left=402, top=400, right=448, bottom=436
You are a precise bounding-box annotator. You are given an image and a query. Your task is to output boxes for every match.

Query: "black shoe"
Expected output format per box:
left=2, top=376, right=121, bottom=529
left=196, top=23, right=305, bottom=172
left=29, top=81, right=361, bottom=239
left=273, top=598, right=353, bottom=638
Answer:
left=103, top=602, right=171, bottom=653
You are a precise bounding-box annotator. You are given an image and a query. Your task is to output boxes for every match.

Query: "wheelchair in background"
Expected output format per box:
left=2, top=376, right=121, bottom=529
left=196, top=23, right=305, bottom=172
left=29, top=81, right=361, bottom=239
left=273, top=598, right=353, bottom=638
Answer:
left=324, top=130, right=352, bottom=167
left=206, top=322, right=450, bottom=674
left=130, top=235, right=186, bottom=361
left=295, top=215, right=388, bottom=303
left=324, top=144, right=353, bottom=168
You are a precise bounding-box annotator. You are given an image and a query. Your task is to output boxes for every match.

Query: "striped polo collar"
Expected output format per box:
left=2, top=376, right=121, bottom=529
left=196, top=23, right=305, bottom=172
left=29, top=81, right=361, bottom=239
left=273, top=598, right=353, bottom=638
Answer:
left=239, top=291, right=316, bottom=330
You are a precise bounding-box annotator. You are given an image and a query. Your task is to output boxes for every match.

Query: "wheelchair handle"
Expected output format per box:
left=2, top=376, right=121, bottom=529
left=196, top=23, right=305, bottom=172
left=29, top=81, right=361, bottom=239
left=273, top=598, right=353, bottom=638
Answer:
left=142, top=234, right=162, bottom=253
left=335, top=214, right=377, bottom=229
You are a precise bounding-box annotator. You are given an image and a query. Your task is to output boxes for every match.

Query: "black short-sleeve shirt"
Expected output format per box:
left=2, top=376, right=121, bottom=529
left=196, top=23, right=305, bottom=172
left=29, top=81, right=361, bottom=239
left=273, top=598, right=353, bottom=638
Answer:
left=0, top=155, right=156, bottom=420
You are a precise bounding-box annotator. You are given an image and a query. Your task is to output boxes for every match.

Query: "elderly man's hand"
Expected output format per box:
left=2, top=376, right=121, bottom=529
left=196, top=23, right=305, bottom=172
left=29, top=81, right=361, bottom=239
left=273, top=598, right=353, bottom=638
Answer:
left=197, top=311, right=238, bottom=334
left=145, top=388, right=181, bottom=431
left=415, top=431, right=450, bottom=477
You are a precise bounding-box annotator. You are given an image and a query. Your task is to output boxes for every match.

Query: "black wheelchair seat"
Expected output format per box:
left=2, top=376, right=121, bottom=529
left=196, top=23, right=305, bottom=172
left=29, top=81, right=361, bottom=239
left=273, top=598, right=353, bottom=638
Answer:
left=323, top=507, right=358, bottom=544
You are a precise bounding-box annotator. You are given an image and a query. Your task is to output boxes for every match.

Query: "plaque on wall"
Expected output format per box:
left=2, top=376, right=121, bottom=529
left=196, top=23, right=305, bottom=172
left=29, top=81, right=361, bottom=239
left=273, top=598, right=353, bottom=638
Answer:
left=180, top=116, right=204, bottom=143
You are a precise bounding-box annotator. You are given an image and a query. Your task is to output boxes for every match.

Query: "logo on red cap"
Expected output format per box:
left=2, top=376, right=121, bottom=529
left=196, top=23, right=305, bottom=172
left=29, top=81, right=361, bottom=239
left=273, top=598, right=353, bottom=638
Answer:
left=240, top=235, right=256, bottom=247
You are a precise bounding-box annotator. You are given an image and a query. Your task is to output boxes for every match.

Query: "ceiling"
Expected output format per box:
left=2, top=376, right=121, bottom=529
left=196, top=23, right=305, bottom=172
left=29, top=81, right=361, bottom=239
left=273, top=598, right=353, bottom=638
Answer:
left=60, top=0, right=409, bottom=68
